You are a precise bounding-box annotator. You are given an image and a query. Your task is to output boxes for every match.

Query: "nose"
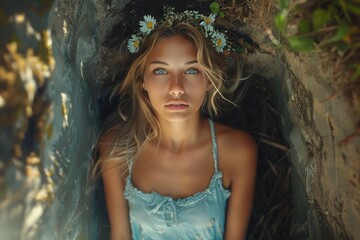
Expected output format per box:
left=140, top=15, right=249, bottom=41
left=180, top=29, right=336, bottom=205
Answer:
left=169, top=74, right=184, bottom=96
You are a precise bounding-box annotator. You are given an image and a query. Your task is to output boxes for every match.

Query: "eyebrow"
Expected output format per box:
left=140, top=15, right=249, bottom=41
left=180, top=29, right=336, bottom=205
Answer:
left=149, top=60, right=198, bottom=65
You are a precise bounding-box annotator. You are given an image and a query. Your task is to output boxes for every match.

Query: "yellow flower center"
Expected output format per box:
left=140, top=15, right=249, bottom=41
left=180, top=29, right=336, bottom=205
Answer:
left=205, top=17, right=212, bottom=24
left=133, top=41, right=139, bottom=48
left=217, top=39, right=222, bottom=46
left=147, top=21, right=153, bottom=29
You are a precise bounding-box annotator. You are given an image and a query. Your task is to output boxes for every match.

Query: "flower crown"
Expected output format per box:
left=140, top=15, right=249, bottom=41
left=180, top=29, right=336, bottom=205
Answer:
left=127, top=6, right=229, bottom=53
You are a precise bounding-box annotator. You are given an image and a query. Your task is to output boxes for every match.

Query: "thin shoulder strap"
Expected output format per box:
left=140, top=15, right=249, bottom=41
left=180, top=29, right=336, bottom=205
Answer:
left=208, top=119, right=219, bottom=172
left=128, top=160, right=134, bottom=176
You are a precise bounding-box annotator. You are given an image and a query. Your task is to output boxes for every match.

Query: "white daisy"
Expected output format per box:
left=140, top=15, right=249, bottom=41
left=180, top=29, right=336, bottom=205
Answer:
left=139, top=15, right=156, bottom=34
left=200, top=13, right=216, bottom=32
left=212, top=31, right=227, bottom=52
left=128, top=34, right=141, bottom=53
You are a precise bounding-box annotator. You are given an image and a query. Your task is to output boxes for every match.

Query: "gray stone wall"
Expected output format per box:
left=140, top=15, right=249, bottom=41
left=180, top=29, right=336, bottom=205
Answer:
left=283, top=51, right=360, bottom=239
left=236, top=17, right=360, bottom=238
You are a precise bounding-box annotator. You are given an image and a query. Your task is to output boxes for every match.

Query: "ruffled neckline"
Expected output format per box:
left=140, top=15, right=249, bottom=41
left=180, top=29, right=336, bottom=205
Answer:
left=124, top=170, right=230, bottom=207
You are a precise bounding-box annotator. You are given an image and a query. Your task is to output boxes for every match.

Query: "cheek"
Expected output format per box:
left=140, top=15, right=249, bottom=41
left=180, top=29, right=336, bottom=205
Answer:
left=200, top=78, right=212, bottom=92
left=143, top=69, right=155, bottom=90
left=143, top=73, right=150, bottom=90
left=145, top=81, right=166, bottom=96
left=199, top=73, right=211, bottom=90
left=205, top=80, right=212, bottom=91
left=144, top=82, right=165, bottom=105
left=185, top=82, right=209, bottom=100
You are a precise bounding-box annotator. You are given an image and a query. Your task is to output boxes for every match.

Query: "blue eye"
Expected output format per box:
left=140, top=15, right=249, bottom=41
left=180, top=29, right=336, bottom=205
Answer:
left=185, top=68, right=199, bottom=74
left=154, top=69, right=168, bottom=75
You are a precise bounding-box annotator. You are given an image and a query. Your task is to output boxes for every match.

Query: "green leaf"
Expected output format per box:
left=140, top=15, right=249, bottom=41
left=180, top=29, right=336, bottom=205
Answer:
left=279, top=0, right=288, bottom=10
left=210, top=2, right=220, bottom=14
left=275, top=12, right=287, bottom=34
left=298, top=20, right=311, bottom=34
left=288, top=36, right=315, bottom=51
left=312, top=9, right=330, bottom=30
left=324, top=21, right=350, bottom=43
left=219, top=11, right=225, bottom=18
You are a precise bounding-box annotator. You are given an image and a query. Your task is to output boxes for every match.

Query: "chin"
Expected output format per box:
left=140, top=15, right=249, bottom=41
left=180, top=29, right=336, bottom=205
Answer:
left=158, top=112, right=198, bottom=122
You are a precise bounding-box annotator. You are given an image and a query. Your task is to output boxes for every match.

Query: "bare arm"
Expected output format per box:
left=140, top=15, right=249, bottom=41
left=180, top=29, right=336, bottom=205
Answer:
left=99, top=135, right=132, bottom=240
left=102, top=162, right=132, bottom=240
left=223, top=132, right=257, bottom=240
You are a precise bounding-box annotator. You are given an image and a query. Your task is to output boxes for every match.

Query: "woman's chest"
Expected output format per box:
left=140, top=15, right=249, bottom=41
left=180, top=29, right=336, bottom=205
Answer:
left=131, top=144, right=215, bottom=199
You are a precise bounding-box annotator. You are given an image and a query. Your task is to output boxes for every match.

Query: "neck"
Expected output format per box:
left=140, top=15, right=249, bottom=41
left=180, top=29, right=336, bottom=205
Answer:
left=157, top=116, right=205, bottom=152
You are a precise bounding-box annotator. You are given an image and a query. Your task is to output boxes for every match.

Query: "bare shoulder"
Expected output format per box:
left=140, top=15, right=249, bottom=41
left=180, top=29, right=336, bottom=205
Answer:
left=214, top=122, right=257, bottom=185
left=97, top=129, right=129, bottom=181
left=215, top=122, right=257, bottom=156
left=98, top=128, right=116, bottom=154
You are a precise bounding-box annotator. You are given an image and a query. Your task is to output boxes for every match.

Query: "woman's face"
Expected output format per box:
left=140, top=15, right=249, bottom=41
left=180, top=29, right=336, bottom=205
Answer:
left=143, top=34, right=210, bottom=122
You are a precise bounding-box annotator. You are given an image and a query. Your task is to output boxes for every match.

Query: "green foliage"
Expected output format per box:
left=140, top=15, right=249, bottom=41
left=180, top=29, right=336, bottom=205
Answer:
left=298, top=20, right=311, bottom=34
left=275, top=0, right=360, bottom=81
left=279, top=0, right=288, bottom=10
left=324, top=21, right=350, bottom=43
left=210, top=2, right=220, bottom=13
left=210, top=2, right=225, bottom=18
left=288, top=36, right=315, bottom=51
left=275, top=12, right=287, bottom=34
left=312, top=9, right=331, bottom=30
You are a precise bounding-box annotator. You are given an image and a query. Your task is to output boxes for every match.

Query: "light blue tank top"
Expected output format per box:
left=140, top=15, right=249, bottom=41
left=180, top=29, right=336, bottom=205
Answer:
left=124, top=119, right=231, bottom=240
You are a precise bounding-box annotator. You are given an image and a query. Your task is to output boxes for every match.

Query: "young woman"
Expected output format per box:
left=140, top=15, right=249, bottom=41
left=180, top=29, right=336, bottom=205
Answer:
left=93, top=8, right=257, bottom=240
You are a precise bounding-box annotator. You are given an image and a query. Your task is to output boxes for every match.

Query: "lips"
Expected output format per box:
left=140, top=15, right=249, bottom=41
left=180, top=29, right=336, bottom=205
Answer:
left=164, top=101, right=189, bottom=110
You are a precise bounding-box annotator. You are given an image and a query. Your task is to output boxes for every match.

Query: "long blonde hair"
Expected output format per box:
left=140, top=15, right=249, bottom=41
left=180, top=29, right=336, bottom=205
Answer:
left=92, top=22, right=228, bottom=177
